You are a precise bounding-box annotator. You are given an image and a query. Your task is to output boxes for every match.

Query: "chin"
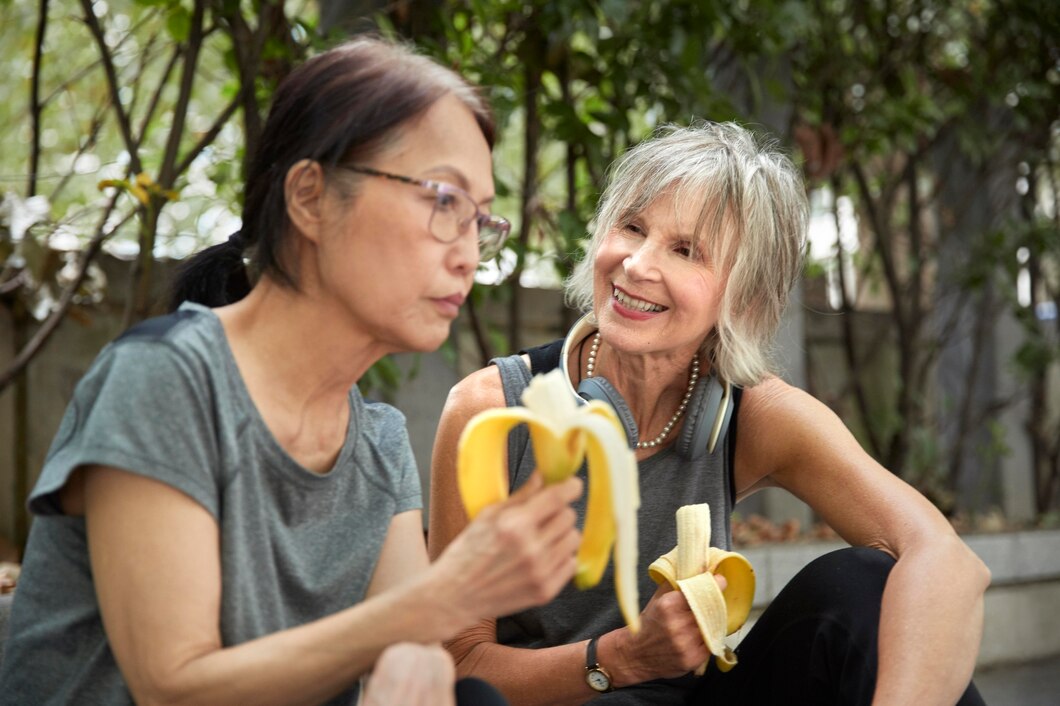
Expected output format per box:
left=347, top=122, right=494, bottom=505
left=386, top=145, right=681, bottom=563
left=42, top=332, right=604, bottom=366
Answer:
left=404, top=326, right=452, bottom=354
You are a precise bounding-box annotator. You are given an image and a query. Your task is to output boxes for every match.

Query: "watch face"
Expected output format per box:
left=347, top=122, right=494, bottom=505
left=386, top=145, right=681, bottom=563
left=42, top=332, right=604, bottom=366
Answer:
left=586, top=668, right=611, bottom=692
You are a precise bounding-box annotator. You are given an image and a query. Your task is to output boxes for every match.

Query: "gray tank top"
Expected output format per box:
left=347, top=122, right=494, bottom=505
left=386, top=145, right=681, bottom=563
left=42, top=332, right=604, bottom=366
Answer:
left=491, top=352, right=736, bottom=651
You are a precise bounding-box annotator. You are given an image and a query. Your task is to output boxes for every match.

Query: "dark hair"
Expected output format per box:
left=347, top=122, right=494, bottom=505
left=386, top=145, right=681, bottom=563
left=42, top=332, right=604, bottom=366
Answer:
left=169, top=37, right=494, bottom=311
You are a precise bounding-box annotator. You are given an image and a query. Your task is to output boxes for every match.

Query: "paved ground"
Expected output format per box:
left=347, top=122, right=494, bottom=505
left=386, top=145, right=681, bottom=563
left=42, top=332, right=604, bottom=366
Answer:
left=975, top=654, right=1060, bottom=705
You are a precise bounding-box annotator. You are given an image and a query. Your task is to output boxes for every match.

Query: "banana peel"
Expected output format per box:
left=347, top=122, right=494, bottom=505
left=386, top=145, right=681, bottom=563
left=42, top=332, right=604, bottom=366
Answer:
left=457, top=369, right=642, bottom=632
left=648, top=504, right=755, bottom=673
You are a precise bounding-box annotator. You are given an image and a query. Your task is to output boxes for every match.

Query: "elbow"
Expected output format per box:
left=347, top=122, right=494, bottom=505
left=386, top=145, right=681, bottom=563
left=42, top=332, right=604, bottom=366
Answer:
left=127, top=679, right=197, bottom=706
left=122, top=658, right=214, bottom=706
left=943, top=533, right=992, bottom=594
left=971, top=549, right=992, bottom=593
left=127, top=686, right=189, bottom=706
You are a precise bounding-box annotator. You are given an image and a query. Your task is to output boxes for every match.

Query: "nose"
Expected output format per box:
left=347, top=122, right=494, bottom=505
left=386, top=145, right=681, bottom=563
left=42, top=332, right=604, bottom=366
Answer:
left=448, top=227, right=480, bottom=275
left=623, top=239, right=662, bottom=281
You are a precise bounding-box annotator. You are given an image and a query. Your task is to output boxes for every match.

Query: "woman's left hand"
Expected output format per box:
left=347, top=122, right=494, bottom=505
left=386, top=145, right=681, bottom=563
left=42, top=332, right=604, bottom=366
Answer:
left=362, top=643, right=455, bottom=706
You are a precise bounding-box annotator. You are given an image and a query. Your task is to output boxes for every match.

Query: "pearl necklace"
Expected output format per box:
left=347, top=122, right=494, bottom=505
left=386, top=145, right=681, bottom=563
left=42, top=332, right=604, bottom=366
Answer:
left=585, top=332, right=700, bottom=449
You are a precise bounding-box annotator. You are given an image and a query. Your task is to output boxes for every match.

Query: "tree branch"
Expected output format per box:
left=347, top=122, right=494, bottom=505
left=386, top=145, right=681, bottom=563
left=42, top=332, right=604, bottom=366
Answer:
left=49, top=103, right=107, bottom=200
left=851, top=162, right=907, bottom=340
left=28, top=0, right=50, bottom=197
left=174, top=91, right=243, bottom=176
left=134, top=41, right=182, bottom=152
left=79, top=0, right=143, bottom=173
left=159, top=0, right=206, bottom=187
left=831, top=175, right=884, bottom=457
left=0, top=194, right=128, bottom=393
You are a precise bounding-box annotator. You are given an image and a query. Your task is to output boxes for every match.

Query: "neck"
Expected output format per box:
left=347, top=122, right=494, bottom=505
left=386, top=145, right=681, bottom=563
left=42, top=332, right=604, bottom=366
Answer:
left=584, top=332, right=699, bottom=450
left=218, top=277, right=386, bottom=407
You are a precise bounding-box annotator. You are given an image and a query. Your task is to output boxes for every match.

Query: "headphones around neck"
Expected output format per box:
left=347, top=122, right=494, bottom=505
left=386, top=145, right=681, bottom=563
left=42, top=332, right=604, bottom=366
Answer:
left=559, top=315, right=733, bottom=460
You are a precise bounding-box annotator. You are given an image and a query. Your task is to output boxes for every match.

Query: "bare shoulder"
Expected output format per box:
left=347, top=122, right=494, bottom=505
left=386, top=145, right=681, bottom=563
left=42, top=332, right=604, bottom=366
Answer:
left=443, top=364, right=508, bottom=421
left=735, top=376, right=856, bottom=493
left=433, top=362, right=513, bottom=469
left=740, top=376, right=824, bottom=430
left=429, top=363, right=514, bottom=557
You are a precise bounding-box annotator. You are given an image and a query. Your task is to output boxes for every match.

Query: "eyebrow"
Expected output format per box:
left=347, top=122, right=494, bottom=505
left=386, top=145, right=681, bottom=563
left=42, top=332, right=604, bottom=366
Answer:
left=424, top=165, right=496, bottom=205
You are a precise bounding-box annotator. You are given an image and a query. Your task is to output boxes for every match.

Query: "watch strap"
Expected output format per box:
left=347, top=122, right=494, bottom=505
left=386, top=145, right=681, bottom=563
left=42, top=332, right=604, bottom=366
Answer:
left=584, top=636, right=613, bottom=693
left=586, top=635, right=600, bottom=670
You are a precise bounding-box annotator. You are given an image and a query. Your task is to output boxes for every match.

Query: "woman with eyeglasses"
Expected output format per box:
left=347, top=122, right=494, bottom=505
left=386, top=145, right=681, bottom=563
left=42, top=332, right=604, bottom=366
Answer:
left=0, top=38, right=580, bottom=706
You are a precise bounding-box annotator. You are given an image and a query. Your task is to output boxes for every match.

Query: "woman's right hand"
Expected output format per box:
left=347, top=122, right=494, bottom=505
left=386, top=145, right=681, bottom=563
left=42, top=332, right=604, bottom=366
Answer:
left=427, top=473, right=583, bottom=632
left=602, top=579, right=724, bottom=685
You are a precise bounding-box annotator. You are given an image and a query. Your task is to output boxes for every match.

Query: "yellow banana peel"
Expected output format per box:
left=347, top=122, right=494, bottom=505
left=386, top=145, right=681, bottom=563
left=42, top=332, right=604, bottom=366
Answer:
left=648, top=504, right=755, bottom=673
left=457, top=369, right=642, bottom=632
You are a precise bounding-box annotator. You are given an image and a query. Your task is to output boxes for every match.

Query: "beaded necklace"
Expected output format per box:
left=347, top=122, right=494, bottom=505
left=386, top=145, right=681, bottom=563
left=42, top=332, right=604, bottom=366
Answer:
left=585, top=332, right=699, bottom=449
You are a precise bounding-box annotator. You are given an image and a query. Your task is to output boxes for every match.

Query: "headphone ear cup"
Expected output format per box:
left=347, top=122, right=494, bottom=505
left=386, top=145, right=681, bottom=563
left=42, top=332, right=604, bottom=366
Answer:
left=576, top=377, right=639, bottom=449
left=676, top=374, right=730, bottom=460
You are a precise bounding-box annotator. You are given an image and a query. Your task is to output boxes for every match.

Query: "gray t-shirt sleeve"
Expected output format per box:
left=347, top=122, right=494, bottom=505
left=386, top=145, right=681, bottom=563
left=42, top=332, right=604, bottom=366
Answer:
left=362, top=402, right=423, bottom=514
left=29, top=340, right=221, bottom=518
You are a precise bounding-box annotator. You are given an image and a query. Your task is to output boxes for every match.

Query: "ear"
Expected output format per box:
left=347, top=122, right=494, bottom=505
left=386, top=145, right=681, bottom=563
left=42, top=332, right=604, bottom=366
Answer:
left=285, top=159, right=328, bottom=244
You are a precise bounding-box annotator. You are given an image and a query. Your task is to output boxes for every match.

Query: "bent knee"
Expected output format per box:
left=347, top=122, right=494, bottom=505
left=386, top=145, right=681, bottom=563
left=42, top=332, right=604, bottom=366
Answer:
left=787, top=547, right=895, bottom=609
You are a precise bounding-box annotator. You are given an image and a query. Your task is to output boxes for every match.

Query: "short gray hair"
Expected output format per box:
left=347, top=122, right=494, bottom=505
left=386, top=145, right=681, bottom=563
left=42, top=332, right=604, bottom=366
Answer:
left=564, top=122, right=808, bottom=387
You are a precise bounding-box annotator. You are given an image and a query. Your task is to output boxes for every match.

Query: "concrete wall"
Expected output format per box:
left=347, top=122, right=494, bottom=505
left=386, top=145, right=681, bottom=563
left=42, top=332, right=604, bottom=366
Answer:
left=739, top=530, right=1060, bottom=668
left=0, top=255, right=175, bottom=545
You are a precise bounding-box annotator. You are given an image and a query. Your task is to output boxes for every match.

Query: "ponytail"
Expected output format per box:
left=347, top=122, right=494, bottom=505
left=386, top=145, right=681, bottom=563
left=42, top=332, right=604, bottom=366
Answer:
left=168, top=231, right=251, bottom=311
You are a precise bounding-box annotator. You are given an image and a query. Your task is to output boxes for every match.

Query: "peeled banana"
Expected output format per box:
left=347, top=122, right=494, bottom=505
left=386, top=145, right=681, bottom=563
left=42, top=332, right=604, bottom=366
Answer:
left=457, top=369, right=642, bottom=632
left=648, top=504, right=755, bottom=673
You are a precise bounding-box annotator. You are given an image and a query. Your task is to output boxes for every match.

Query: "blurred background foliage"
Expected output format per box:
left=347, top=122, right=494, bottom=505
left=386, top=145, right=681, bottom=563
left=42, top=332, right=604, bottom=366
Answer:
left=0, top=0, right=1057, bottom=549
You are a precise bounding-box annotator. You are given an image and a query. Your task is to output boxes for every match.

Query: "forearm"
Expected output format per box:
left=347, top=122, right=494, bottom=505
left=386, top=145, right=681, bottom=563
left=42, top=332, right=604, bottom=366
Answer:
left=131, top=577, right=460, bottom=706
left=872, top=536, right=990, bottom=706
left=450, top=637, right=600, bottom=706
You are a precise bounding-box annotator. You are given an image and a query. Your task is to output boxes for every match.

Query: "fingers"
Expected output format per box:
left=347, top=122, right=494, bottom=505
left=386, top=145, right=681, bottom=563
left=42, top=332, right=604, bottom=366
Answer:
left=480, top=473, right=582, bottom=530
left=438, top=473, right=585, bottom=622
left=363, top=643, right=455, bottom=706
left=494, top=482, right=581, bottom=584
left=647, top=583, right=675, bottom=603
left=506, top=471, right=544, bottom=503
left=535, top=507, right=582, bottom=584
left=508, top=472, right=583, bottom=507
left=628, top=590, right=712, bottom=679
left=714, top=573, right=728, bottom=591
left=520, top=475, right=583, bottom=519
left=535, top=500, right=579, bottom=548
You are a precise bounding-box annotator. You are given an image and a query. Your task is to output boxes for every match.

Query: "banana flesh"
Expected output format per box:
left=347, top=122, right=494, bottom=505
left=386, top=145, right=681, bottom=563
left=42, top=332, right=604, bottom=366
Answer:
left=648, top=504, right=755, bottom=673
left=457, top=369, right=642, bottom=632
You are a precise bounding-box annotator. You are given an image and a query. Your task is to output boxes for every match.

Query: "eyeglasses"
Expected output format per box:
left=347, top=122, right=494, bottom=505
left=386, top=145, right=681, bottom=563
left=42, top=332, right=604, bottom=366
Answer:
left=338, top=165, right=511, bottom=260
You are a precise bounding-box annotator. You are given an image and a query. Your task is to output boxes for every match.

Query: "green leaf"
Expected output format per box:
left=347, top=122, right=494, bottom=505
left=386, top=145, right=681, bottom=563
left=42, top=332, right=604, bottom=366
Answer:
left=166, top=6, right=191, bottom=42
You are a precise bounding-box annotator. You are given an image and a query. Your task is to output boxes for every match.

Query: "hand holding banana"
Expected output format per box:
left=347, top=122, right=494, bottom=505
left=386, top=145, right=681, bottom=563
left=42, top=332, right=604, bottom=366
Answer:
left=457, top=369, right=642, bottom=632
left=649, top=504, right=756, bottom=673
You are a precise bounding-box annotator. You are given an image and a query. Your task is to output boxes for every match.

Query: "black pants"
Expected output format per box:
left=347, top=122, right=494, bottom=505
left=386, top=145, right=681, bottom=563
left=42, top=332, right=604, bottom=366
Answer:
left=687, top=547, right=985, bottom=705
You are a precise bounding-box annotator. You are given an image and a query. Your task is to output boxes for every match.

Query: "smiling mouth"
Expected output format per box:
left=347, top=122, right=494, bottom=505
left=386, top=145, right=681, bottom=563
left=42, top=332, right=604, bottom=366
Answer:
left=613, top=287, right=666, bottom=313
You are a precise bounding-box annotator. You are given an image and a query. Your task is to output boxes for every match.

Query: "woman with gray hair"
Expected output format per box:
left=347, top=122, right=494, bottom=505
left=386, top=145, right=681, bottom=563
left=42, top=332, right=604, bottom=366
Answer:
left=429, top=122, right=988, bottom=705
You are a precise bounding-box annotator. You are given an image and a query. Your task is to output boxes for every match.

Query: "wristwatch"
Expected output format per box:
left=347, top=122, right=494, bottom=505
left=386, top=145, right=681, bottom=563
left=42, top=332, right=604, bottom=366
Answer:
left=584, top=636, right=614, bottom=693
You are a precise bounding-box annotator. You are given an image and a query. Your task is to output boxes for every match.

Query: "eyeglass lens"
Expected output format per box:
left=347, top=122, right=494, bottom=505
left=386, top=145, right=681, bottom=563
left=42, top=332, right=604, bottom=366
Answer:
left=428, top=185, right=507, bottom=257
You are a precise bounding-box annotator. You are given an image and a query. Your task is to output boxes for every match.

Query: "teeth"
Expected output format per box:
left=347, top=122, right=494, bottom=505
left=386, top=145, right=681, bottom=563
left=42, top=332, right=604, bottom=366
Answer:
left=613, top=288, right=664, bottom=313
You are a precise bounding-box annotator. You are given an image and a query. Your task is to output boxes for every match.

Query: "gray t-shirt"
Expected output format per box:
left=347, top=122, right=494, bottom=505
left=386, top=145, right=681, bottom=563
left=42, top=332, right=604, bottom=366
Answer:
left=0, top=302, right=422, bottom=705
